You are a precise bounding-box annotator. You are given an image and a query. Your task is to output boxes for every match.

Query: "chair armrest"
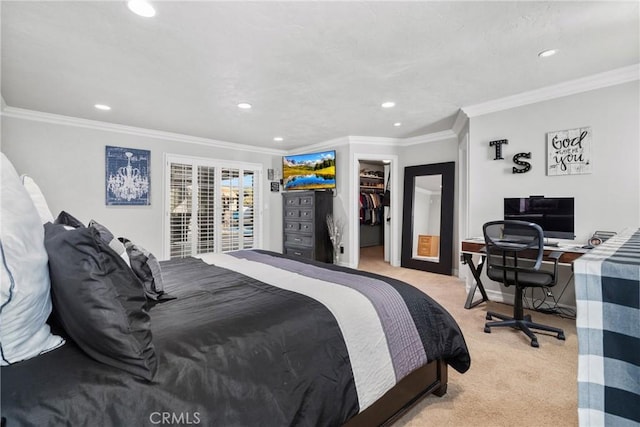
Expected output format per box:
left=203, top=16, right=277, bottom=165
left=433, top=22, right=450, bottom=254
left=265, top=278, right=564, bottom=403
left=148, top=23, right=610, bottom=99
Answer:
left=547, top=251, right=563, bottom=286
left=548, top=251, right=563, bottom=260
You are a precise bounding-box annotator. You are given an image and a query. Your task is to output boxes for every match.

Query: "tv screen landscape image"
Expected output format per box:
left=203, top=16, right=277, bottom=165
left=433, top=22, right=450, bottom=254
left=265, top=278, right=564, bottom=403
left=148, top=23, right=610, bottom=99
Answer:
left=282, top=150, right=336, bottom=191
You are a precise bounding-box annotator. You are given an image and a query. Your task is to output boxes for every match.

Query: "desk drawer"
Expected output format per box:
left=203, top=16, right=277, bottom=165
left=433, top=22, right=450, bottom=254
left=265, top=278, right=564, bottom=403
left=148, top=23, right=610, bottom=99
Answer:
left=417, top=235, right=440, bottom=257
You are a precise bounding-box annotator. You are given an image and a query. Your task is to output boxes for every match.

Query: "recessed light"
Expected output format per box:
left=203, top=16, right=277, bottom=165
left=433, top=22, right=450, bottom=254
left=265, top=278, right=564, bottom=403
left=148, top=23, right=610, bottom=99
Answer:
left=94, top=104, right=111, bottom=111
left=381, top=101, right=396, bottom=108
left=393, top=122, right=402, bottom=127
left=127, top=0, right=156, bottom=18
left=382, top=160, right=391, bottom=164
left=538, top=49, right=558, bottom=58
left=237, top=103, right=252, bottom=110
left=273, top=137, right=284, bottom=142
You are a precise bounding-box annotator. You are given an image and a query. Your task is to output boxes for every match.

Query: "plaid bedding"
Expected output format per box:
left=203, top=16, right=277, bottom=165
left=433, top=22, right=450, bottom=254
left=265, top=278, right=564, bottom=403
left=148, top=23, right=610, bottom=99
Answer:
left=574, top=229, right=640, bottom=426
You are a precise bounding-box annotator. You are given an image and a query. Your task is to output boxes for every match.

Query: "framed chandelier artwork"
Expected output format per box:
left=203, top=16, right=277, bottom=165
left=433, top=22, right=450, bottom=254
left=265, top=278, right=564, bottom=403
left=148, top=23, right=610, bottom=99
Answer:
left=105, top=146, right=151, bottom=206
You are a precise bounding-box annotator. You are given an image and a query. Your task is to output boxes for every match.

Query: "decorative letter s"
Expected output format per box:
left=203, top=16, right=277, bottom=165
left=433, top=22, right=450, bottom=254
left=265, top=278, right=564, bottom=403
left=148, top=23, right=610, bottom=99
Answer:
left=512, top=152, right=532, bottom=174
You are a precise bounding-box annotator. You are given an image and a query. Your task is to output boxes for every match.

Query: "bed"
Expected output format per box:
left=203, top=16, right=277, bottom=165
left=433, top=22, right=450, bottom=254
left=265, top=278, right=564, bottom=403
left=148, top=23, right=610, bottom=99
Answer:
left=0, top=153, right=470, bottom=426
left=574, top=229, right=640, bottom=426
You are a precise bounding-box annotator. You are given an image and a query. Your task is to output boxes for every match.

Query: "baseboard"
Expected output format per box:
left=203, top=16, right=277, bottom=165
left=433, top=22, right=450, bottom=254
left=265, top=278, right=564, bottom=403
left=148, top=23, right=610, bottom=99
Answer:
left=481, top=288, right=576, bottom=312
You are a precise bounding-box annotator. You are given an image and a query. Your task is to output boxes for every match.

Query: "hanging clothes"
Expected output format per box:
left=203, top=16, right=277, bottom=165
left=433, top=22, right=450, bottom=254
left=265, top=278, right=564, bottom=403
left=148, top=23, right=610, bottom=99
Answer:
left=359, top=191, right=384, bottom=225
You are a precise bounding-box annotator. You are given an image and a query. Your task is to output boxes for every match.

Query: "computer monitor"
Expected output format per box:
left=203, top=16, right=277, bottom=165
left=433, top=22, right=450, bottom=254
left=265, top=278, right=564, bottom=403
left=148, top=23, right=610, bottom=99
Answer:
left=504, top=197, right=575, bottom=240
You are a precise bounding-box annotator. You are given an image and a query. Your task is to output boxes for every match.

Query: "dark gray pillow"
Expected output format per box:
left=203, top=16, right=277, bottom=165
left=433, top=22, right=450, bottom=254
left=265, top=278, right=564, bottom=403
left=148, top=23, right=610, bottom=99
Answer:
left=54, top=210, right=85, bottom=228
left=119, top=237, right=175, bottom=303
left=88, top=220, right=130, bottom=266
left=44, top=222, right=157, bottom=381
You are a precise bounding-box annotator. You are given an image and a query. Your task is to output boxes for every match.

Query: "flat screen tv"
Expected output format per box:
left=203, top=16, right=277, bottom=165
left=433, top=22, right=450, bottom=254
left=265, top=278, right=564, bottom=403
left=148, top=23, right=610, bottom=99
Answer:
left=282, top=150, right=336, bottom=191
left=504, top=197, right=575, bottom=240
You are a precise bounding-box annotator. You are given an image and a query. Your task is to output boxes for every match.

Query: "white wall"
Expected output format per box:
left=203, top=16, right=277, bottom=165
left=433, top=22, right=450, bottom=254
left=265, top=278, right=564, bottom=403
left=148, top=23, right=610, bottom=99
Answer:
left=7, top=77, right=632, bottom=291
left=1, top=115, right=284, bottom=259
left=1, top=112, right=461, bottom=269
left=466, top=80, right=640, bottom=306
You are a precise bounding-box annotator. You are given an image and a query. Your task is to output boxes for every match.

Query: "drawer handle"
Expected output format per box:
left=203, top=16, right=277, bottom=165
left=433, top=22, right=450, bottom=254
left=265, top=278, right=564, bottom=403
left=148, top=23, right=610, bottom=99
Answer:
left=294, top=251, right=302, bottom=256
left=294, top=238, right=301, bottom=242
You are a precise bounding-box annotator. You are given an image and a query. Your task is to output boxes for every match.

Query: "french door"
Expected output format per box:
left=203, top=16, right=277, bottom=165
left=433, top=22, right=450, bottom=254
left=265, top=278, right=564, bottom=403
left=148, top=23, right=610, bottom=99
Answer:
left=165, top=155, right=261, bottom=259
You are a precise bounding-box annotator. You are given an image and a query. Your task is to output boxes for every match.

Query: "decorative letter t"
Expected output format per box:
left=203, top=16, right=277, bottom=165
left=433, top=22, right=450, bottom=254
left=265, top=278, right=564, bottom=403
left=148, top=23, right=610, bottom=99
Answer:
left=489, top=139, right=508, bottom=160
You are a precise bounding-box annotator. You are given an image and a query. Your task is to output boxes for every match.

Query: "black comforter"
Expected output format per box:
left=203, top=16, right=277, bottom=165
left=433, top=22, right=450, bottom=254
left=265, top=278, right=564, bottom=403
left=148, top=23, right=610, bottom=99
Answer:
left=1, top=250, right=469, bottom=426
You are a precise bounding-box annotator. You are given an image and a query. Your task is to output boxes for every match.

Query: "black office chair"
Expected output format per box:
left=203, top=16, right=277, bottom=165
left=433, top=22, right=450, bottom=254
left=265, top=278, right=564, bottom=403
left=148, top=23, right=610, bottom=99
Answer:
left=482, top=220, right=565, bottom=347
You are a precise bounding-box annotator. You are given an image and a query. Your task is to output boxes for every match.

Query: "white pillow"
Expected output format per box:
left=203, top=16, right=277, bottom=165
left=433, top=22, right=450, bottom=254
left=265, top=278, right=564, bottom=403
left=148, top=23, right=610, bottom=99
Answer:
left=1, top=153, right=64, bottom=365
left=21, top=175, right=55, bottom=224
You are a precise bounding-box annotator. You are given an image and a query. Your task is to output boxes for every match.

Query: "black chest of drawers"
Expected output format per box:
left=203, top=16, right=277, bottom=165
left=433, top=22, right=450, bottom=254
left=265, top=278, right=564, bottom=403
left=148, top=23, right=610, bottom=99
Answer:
left=282, top=190, right=333, bottom=263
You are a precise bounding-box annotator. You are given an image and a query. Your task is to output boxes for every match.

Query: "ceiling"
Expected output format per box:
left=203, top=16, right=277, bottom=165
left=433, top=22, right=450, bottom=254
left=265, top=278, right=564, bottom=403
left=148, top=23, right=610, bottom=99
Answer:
left=1, top=1, right=638, bottom=150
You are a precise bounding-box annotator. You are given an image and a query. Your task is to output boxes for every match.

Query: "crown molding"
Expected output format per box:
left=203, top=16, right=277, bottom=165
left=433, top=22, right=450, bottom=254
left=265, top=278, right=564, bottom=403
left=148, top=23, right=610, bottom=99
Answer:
left=451, top=109, right=468, bottom=136
left=0, top=106, right=287, bottom=156
left=348, top=136, right=399, bottom=146
left=462, top=63, right=640, bottom=118
left=287, top=135, right=401, bottom=154
left=287, top=136, right=352, bottom=154
left=5, top=64, right=633, bottom=155
left=296, top=131, right=458, bottom=153
left=399, top=129, right=457, bottom=147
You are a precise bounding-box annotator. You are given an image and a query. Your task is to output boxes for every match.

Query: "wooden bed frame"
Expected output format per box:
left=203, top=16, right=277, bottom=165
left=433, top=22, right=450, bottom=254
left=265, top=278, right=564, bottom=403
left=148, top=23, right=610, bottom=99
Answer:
left=0, top=360, right=447, bottom=427
left=344, top=359, right=448, bottom=426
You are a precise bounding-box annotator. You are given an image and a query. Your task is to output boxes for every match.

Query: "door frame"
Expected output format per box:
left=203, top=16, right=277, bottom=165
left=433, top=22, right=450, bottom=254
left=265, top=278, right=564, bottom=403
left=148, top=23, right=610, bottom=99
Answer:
left=350, top=152, right=400, bottom=268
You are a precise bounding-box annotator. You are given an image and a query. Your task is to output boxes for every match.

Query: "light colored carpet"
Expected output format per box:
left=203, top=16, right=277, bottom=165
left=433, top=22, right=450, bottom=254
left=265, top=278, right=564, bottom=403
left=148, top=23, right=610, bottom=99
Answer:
left=357, top=246, right=578, bottom=427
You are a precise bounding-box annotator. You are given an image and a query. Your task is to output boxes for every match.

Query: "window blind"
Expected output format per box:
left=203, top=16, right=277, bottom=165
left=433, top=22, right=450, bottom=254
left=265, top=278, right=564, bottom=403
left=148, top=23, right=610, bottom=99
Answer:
left=166, top=156, right=260, bottom=259
left=169, top=163, right=193, bottom=259
left=197, top=165, right=216, bottom=254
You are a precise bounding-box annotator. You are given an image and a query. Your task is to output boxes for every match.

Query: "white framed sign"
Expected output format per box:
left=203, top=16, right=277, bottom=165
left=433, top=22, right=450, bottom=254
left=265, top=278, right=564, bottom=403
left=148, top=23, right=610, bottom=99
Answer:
left=546, top=127, right=592, bottom=176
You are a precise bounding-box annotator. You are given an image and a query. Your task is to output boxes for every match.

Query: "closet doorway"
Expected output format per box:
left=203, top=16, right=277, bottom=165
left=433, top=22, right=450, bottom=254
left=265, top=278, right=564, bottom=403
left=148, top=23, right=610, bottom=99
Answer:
left=358, top=160, right=390, bottom=266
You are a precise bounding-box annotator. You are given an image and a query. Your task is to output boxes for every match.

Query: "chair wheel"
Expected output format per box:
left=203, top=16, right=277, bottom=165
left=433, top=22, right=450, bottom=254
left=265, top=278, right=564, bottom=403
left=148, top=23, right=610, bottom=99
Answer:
left=558, top=333, right=565, bottom=340
left=530, top=339, right=539, bottom=348
left=486, top=314, right=492, bottom=320
left=524, top=314, right=532, bottom=322
left=484, top=326, right=491, bottom=333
